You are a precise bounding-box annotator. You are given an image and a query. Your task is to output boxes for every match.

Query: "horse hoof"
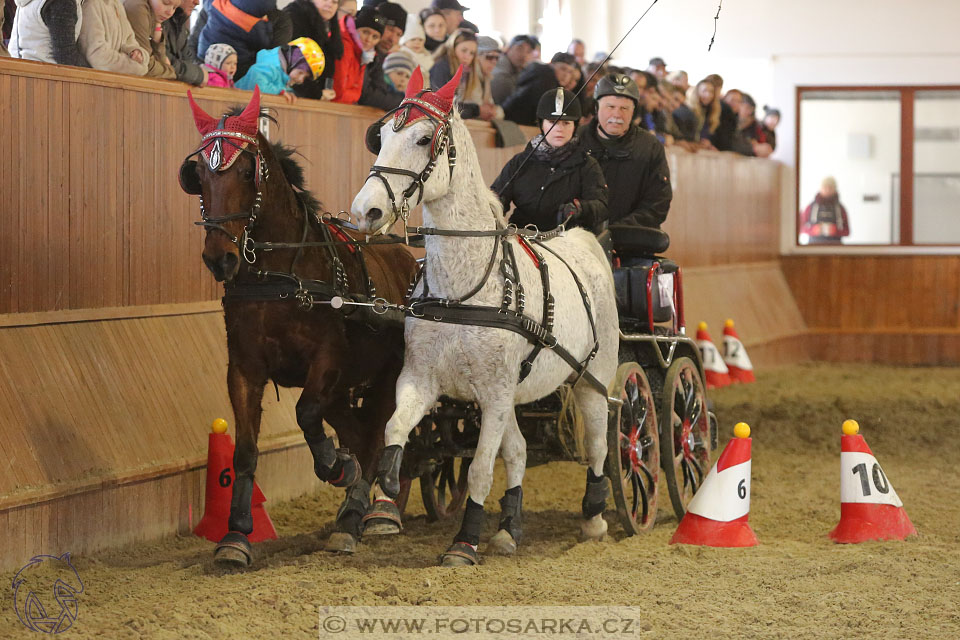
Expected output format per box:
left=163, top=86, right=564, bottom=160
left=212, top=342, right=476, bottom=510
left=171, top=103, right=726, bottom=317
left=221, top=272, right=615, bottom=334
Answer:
left=578, top=516, right=608, bottom=543
left=214, top=532, right=252, bottom=568
left=440, top=542, right=479, bottom=567
left=324, top=532, right=357, bottom=554
left=362, top=519, right=400, bottom=536
left=487, top=529, right=517, bottom=555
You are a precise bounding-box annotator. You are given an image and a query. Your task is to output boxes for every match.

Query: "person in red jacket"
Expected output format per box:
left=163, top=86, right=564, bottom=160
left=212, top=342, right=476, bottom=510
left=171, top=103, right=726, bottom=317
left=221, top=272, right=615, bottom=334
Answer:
left=799, top=176, right=851, bottom=245
left=333, top=6, right=384, bottom=104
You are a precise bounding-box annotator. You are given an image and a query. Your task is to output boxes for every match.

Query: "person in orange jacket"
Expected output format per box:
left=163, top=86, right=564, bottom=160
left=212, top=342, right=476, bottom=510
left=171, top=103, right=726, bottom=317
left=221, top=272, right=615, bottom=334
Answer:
left=332, top=5, right=384, bottom=104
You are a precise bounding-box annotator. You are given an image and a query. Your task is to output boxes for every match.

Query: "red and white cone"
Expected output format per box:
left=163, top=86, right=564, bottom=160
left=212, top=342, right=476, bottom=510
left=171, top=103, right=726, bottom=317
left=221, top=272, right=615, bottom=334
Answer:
left=722, top=319, right=755, bottom=383
left=829, top=420, right=916, bottom=544
left=193, top=418, right=277, bottom=543
left=697, top=322, right=731, bottom=389
left=670, top=422, right=758, bottom=547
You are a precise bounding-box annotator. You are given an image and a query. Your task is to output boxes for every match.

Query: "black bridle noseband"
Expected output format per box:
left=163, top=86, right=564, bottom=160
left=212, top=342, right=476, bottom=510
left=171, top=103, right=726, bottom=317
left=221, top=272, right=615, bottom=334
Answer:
left=363, top=92, right=458, bottom=239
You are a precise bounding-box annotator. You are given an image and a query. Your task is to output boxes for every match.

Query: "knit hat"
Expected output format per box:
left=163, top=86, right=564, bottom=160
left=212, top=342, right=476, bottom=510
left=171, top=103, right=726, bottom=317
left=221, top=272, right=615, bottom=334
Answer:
left=354, top=6, right=386, bottom=34
left=205, top=43, right=237, bottom=70
left=376, top=2, right=408, bottom=31
left=383, top=50, right=416, bottom=75
left=400, top=13, right=425, bottom=44
left=476, top=36, right=500, bottom=54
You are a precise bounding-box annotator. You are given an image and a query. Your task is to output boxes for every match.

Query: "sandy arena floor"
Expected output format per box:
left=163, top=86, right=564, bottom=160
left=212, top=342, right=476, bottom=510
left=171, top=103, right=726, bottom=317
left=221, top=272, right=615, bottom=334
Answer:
left=3, top=363, right=959, bottom=639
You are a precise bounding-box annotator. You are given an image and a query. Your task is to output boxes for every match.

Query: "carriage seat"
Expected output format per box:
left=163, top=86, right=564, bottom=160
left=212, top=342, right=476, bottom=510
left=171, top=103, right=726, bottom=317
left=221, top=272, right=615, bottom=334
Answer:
left=608, top=224, right=670, bottom=259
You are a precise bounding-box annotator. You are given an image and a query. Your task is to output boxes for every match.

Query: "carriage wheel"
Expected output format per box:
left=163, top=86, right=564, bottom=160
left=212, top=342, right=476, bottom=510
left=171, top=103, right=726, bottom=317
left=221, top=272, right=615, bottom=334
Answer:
left=420, top=457, right=471, bottom=521
left=606, top=362, right=659, bottom=535
left=659, top=356, right=711, bottom=520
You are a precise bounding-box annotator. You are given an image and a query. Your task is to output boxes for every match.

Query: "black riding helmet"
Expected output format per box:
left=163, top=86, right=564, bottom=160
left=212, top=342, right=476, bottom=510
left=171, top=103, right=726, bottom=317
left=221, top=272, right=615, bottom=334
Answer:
left=593, top=72, right=640, bottom=106
left=536, top=88, right=582, bottom=122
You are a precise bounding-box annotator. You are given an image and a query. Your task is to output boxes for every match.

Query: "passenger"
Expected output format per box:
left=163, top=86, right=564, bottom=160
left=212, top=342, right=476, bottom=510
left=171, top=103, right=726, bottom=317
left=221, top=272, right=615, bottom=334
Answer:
left=235, top=37, right=324, bottom=103
left=331, top=5, right=384, bottom=104
left=202, top=42, right=237, bottom=88
left=123, top=0, right=178, bottom=79
left=8, top=0, right=90, bottom=67
left=77, top=0, right=149, bottom=75
left=492, top=88, right=608, bottom=235
left=578, top=73, right=672, bottom=229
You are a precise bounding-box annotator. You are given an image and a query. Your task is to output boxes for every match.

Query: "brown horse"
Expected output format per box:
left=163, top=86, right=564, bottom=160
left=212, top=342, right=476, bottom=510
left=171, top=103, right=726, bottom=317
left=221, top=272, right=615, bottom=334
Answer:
left=180, top=88, right=417, bottom=566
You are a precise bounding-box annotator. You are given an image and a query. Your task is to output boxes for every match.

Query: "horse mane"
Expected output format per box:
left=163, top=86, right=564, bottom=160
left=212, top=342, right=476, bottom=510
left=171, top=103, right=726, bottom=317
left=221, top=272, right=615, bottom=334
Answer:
left=447, top=108, right=508, bottom=228
left=224, top=105, right=323, bottom=220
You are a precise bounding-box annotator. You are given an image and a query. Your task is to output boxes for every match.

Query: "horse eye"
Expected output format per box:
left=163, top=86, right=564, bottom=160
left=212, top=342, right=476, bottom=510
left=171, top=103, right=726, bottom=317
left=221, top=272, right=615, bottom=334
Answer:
left=417, top=136, right=432, bottom=146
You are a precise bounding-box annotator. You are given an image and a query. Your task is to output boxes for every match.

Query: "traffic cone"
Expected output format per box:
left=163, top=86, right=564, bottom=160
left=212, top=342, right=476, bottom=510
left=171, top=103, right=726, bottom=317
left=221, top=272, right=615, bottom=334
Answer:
left=696, top=322, right=731, bottom=389
left=193, top=419, right=278, bottom=543
left=722, top=319, right=755, bottom=383
left=829, top=420, right=916, bottom=544
left=670, top=422, right=758, bottom=547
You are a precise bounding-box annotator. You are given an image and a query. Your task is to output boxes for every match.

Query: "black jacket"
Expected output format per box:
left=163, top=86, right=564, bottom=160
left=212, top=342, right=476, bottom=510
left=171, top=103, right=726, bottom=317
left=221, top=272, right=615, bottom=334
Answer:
left=164, top=8, right=204, bottom=85
left=284, top=0, right=342, bottom=99
left=492, top=142, right=608, bottom=234
left=502, top=62, right=559, bottom=126
left=359, top=49, right=403, bottom=111
left=577, top=121, right=672, bottom=229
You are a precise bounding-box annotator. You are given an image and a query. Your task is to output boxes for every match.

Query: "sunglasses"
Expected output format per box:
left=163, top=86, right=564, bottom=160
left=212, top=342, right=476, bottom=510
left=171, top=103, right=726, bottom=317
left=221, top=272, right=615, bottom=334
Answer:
left=483, top=53, right=501, bottom=61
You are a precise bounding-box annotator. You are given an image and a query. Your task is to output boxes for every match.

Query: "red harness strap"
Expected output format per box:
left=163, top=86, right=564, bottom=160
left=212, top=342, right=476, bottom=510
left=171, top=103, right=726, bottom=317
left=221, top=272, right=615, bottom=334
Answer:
left=325, top=222, right=357, bottom=254
left=517, top=236, right=540, bottom=268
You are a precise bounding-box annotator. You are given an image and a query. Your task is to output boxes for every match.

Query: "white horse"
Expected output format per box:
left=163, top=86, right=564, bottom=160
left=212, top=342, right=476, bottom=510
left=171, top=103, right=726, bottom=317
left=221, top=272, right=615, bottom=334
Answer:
left=351, top=67, right=619, bottom=566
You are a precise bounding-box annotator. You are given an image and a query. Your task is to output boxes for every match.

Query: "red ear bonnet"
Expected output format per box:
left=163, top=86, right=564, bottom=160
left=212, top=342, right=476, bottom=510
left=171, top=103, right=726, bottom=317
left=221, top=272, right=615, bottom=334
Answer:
left=188, top=87, right=261, bottom=172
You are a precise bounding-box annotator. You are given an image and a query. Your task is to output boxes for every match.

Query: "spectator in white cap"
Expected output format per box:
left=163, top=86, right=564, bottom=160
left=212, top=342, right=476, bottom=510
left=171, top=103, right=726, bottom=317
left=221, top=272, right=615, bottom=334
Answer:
left=383, top=48, right=415, bottom=92
left=400, top=12, right=432, bottom=72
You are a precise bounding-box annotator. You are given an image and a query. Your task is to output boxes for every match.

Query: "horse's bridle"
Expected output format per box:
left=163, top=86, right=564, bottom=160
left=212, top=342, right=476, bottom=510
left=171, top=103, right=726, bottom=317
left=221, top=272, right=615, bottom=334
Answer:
left=363, top=92, right=458, bottom=235
left=179, top=118, right=269, bottom=264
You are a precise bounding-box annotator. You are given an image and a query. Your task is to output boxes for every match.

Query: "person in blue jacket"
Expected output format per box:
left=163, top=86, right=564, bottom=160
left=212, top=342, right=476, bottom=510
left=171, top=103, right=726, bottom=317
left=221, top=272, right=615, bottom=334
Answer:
left=198, top=0, right=293, bottom=81
left=235, top=38, right=322, bottom=103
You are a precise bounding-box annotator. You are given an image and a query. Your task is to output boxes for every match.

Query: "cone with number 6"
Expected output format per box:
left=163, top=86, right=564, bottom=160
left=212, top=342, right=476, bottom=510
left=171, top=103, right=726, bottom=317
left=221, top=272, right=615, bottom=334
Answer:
left=722, top=319, right=755, bottom=383
left=696, top=322, right=731, bottom=389
left=670, top=422, right=758, bottom=547
left=829, top=420, right=916, bottom=544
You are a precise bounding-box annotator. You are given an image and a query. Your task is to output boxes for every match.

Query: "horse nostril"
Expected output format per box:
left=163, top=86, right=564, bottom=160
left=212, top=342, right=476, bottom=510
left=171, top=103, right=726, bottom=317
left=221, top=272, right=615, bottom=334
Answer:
left=221, top=253, right=239, bottom=280
left=367, top=208, right=383, bottom=221
left=203, top=253, right=225, bottom=282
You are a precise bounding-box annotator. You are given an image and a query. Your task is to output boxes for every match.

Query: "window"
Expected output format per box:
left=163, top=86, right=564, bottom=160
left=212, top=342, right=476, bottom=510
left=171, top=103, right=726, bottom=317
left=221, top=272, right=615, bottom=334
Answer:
left=796, top=86, right=960, bottom=247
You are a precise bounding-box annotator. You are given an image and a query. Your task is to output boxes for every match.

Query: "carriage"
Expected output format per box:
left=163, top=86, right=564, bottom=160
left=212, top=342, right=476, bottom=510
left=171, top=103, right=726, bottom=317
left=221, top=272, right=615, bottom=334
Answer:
left=397, top=224, right=718, bottom=534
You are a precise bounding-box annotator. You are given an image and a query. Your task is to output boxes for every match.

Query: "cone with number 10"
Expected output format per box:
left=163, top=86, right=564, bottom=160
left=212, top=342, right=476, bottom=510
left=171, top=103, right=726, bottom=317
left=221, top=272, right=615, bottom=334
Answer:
left=696, top=322, right=731, bottom=389
left=829, top=420, right=916, bottom=544
left=670, top=422, right=758, bottom=547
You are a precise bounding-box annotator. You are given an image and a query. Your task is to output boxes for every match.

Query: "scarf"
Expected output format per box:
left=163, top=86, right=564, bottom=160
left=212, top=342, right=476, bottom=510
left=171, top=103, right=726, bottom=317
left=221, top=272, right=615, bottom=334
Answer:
left=531, top=134, right=580, bottom=164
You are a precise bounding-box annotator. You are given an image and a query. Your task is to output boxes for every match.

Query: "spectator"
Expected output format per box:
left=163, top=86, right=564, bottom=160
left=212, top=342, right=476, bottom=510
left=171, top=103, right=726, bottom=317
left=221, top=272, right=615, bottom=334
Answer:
left=382, top=48, right=413, bottom=91
left=9, top=0, right=90, bottom=66
left=429, top=29, right=475, bottom=90
left=490, top=34, right=535, bottom=104
left=332, top=5, right=383, bottom=104
left=338, top=0, right=356, bottom=18
left=635, top=70, right=668, bottom=144
left=738, top=93, right=773, bottom=158
left=493, top=88, right=607, bottom=234
left=164, top=0, right=206, bottom=86
left=431, top=0, right=467, bottom=35
left=647, top=56, right=666, bottom=79
left=673, top=78, right=721, bottom=149
left=566, top=38, right=585, bottom=66
left=704, top=73, right=740, bottom=152
left=460, top=35, right=502, bottom=121
left=800, top=177, right=850, bottom=245
left=657, top=80, right=691, bottom=149
left=762, top=105, right=780, bottom=151
left=235, top=36, right=323, bottom=103
left=285, top=0, right=342, bottom=101
left=666, top=69, right=688, bottom=92
left=186, top=0, right=209, bottom=63
left=77, top=0, right=148, bottom=74
left=420, top=9, right=446, bottom=53
left=203, top=42, right=237, bottom=87
left=198, top=0, right=293, bottom=81
left=400, top=12, right=431, bottom=73
left=579, top=73, right=672, bottom=229
left=502, top=51, right=576, bottom=126
left=358, top=1, right=404, bottom=109
left=123, top=0, right=178, bottom=79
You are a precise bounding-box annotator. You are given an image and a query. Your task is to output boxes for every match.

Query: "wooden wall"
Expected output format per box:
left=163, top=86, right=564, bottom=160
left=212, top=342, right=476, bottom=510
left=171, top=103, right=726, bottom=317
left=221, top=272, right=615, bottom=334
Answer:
left=0, top=58, right=790, bottom=570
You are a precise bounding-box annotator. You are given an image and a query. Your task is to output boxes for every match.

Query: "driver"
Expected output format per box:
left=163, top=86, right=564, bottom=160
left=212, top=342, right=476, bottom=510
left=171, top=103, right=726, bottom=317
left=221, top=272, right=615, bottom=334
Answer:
left=578, top=73, right=672, bottom=230
left=492, top=88, right=608, bottom=234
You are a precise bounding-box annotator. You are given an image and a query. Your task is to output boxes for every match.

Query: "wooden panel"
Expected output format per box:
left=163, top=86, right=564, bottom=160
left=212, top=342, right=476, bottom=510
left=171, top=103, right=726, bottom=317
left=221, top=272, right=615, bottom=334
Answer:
left=782, top=255, right=960, bottom=331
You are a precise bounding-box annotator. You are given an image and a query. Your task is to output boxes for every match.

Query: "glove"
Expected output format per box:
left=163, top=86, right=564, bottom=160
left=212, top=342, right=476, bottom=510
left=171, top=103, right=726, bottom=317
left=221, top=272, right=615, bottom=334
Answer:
left=557, top=201, right=582, bottom=228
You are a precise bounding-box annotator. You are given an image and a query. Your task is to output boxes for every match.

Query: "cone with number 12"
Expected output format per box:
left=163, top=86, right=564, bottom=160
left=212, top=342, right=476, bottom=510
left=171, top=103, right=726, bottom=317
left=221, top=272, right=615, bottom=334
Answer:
left=722, top=319, right=755, bottom=383
left=670, top=422, right=758, bottom=547
left=696, top=322, right=731, bottom=389
left=829, top=420, right=916, bottom=544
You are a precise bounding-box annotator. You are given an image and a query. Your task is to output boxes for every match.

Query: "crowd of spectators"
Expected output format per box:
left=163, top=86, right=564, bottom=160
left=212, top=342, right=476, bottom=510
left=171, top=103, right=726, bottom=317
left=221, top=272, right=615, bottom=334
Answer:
left=0, top=0, right=780, bottom=155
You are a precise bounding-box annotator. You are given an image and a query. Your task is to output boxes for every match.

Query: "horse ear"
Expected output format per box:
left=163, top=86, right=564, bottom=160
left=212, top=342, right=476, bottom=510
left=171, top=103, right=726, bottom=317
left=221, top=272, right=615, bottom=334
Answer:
left=406, top=66, right=425, bottom=97
left=435, top=65, right=463, bottom=107
left=238, top=86, right=261, bottom=130
left=188, top=90, right=217, bottom=135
